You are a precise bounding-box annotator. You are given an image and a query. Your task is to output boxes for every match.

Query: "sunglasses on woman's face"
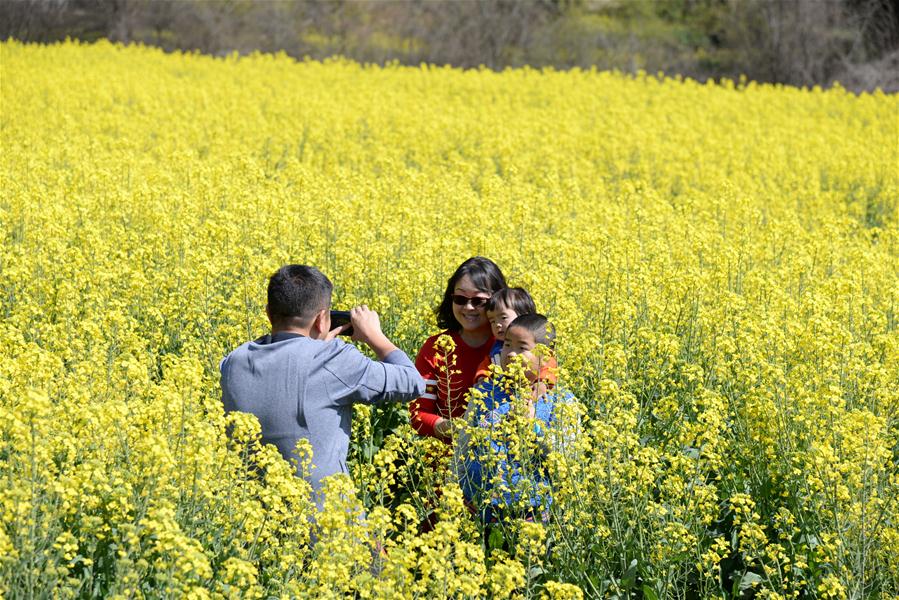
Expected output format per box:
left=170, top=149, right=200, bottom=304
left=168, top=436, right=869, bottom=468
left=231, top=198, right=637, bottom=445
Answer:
left=452, top=294, right=489, bottom=308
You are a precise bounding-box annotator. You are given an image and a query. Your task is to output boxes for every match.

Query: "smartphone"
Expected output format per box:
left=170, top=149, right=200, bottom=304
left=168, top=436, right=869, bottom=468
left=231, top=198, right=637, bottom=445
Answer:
left=329, top=310, right=354, bottom=336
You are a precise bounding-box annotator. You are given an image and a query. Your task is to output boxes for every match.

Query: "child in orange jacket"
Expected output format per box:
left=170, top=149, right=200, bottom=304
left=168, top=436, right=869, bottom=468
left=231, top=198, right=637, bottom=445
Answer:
left=475, top=287, right=557, bottom=385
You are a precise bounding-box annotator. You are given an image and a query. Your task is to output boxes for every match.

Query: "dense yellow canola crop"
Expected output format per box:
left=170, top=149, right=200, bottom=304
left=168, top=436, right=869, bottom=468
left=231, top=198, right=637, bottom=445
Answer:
left=1, top=39, right=897, bottom=599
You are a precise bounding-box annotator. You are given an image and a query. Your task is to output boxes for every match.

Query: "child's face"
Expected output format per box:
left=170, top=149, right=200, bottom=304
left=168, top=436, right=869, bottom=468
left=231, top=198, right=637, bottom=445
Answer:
left=500, top=325, right=542, bottom=381
left=487, top=306, right=518, bottom=340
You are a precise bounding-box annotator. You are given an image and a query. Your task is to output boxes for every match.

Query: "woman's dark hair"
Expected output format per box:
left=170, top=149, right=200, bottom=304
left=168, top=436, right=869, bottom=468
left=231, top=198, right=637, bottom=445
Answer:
left=486, top=287, right=537, bottom=316
left=267, top=265, right=332, bottom=323
left=436, top=257, right=506, bottom=331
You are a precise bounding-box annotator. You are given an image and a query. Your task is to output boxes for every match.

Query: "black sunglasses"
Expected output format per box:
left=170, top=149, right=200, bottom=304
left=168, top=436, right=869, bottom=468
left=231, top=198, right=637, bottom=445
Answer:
left=452, top=294, right=489, bottom=308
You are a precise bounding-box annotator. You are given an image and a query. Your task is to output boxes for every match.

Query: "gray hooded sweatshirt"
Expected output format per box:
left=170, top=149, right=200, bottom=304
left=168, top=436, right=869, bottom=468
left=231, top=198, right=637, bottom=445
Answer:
left=220, top=332, right=425, bottom=494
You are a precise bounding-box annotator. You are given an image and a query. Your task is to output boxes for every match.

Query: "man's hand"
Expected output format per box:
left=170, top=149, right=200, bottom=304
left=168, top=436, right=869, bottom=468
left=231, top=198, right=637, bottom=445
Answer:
left=349, top=305, right=381, bottom=343
left=324, top=322, right=350, bottom=341
left=350, top=305, right=398, bottom=360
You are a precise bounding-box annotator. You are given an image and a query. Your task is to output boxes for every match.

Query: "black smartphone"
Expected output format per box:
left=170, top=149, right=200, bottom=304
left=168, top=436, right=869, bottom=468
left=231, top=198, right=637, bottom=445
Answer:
left=329, top=310, right=354, bottom=336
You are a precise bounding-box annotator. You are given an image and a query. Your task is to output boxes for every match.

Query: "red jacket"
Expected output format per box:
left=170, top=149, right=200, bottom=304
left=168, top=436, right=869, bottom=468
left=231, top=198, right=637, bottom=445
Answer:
left=410, top=330, right=494, bottom=438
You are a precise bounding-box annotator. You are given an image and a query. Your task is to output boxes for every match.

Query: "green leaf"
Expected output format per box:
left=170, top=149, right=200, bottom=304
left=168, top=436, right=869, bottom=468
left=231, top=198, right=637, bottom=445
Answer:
left=642, top=584, right=659, bottom=600
left=739, top=572, right=762, bottom=591
left=621, top=558, right=638, bottom=589
left=488, top=527, right=505, bottom=551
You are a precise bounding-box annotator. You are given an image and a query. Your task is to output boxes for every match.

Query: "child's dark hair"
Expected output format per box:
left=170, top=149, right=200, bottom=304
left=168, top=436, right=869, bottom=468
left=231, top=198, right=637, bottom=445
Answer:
left=486, top=287, right=537, bottom=316
left=507, top=313, right=556, bottom=349
left=436, top=257, right=507, bottom=331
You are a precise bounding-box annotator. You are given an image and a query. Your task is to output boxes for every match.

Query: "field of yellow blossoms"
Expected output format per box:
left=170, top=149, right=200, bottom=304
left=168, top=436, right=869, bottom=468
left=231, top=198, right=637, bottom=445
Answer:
left=1, top=40, right=897, bottom=599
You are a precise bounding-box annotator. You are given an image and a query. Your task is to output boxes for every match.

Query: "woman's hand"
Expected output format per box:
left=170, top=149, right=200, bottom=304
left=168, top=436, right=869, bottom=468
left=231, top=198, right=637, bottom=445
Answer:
left=434, top=417, right=454, bottom=439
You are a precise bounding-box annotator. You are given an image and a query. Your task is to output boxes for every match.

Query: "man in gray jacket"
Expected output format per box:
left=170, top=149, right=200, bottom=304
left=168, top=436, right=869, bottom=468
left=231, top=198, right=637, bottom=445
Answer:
left=220, top=265, right=425, bottom=498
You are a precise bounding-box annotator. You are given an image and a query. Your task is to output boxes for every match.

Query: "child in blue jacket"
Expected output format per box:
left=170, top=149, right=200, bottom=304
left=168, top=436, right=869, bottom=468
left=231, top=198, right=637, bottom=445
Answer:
left=457, top=313, right=576, bottom=524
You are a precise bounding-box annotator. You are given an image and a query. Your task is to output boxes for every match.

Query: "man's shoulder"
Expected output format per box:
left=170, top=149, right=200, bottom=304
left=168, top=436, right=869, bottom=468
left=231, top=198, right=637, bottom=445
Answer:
left=220, top=339, right=255, bottom=368
left=222, top=336, right=346, bottom=366
left=273, top=337, right=358, bottom=365
left=314, top=337, right=360, bottom=362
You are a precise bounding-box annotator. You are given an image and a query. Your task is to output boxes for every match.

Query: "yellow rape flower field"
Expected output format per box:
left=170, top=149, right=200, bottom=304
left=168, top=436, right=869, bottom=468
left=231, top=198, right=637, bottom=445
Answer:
left=1, top=40, right=897, bottom=599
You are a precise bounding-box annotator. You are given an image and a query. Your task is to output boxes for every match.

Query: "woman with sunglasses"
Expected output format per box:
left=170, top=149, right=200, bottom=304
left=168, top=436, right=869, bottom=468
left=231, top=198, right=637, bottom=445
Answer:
left=410, top=256, right=507, bottom=441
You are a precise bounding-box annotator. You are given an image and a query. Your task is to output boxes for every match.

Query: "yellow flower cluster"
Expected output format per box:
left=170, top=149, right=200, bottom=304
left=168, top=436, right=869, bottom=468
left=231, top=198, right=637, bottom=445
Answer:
left=1, top=39, right=897, bottom=598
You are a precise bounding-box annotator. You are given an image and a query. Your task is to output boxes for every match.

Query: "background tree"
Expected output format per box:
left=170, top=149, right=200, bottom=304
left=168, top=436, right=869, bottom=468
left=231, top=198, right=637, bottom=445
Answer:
left=1, top=0, right=896, bottom=91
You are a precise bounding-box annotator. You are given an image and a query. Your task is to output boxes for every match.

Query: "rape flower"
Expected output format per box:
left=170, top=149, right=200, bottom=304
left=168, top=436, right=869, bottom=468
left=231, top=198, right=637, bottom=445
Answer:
left=1, top=39, right=896, bottom=599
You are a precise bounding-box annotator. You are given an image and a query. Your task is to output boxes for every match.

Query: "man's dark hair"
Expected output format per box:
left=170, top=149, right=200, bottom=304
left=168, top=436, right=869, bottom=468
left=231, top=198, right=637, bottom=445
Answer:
left=507, top=313, right=556, bottom=349
left=267, top=265, right=332, bottom=324
left=486, top=287, right=537, bottom=316
left=436, top=257, right=506, bottom=331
